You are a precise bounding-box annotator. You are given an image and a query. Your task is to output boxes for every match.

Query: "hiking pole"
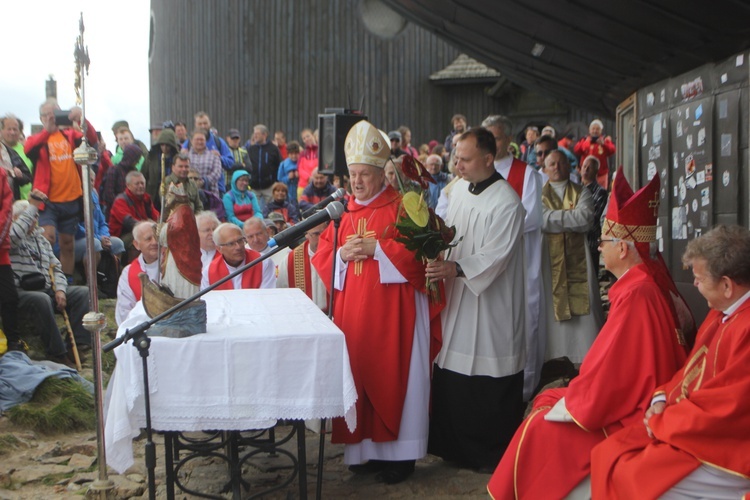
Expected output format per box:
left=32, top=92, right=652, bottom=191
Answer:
left=49, top=264, right=82, bottom=371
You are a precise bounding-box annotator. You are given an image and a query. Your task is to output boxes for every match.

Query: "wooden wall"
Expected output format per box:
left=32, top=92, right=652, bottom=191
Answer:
left=149, top=0, right=611, bottom=146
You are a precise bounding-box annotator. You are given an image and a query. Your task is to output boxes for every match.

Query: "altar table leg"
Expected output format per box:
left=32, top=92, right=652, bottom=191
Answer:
left=296, top=421, right=308, bottom=499
left=163, top=432, right=175, bottom=500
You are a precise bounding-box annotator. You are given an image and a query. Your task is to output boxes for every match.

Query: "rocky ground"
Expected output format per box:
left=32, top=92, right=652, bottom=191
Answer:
left=1, top=298, right=492, bottom=499
left=0, top=421, right=492, bottom=499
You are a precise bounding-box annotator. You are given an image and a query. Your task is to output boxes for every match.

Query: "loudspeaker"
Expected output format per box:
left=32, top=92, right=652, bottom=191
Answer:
left=318, top=112, right=367, bottom=179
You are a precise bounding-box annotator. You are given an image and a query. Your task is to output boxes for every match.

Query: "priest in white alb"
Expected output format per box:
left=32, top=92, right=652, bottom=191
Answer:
left=425, top=127, right=527, bottom=471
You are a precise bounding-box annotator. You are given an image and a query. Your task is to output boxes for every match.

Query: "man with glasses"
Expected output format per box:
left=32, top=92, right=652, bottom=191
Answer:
left=482, top=115, right=545, bottom=402
left=201, top=222, right=275, bottom=290
left=490, top=169, right=690, bottom=500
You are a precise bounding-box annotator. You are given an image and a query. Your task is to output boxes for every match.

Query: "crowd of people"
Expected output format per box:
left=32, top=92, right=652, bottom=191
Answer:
left=1, top=100, right=749, bottom=497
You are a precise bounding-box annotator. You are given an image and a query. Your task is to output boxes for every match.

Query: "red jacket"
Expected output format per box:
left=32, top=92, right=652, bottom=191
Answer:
left=24, top=120, right=98, bottom=209
left=574, top=135, right=616, bottom=189
left=108, top=188, right=160, bottom=237
left=0, top=170, right=13, bottom=266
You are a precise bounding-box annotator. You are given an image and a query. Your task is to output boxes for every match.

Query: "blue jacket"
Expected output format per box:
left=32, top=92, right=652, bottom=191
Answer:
left=76, top=190, right=110, bottom=240
left=222, top=170, right=262, bottom=227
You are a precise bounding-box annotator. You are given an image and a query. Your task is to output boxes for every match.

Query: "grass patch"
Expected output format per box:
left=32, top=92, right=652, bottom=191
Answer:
left=6, top=378, right=95, bottom=434
left=0, top=433, right=21, bottom=456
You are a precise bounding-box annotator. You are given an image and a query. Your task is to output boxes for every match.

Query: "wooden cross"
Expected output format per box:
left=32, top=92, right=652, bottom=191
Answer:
left=648, top=191, right=660, bottom=216
left=346, top=217, right=375, bottom=276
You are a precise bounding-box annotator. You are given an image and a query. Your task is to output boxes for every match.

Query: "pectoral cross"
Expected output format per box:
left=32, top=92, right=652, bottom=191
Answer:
left=346, top=217, right=375, bottom=276
left=649, top=191, right=660, bottom=216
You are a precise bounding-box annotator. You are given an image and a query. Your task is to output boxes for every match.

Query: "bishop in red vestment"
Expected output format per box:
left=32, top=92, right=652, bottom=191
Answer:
left=489, top=169, right=689, bottom=499
left=311, top=120, right=442, bottom=485
left=592, top=224, right=750, bottom=499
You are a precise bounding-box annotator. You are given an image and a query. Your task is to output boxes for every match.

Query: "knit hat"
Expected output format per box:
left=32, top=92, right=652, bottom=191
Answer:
left=344, top=120, right=390, bottom=169
left=119, top=143, right=143, bottom=168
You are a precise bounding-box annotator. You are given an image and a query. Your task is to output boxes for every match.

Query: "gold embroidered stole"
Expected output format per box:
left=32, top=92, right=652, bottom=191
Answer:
left=292, top=244, right=307, bottom=294
left=542, top=181, right=590, bottom=321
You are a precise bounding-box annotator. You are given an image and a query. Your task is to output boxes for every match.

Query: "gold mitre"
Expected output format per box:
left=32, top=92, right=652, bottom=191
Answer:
left=345, top=120, right=390, bottom=169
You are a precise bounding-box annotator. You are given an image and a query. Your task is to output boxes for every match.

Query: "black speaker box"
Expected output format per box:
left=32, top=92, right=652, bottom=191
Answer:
left=318, top=113, right=366, bottom=179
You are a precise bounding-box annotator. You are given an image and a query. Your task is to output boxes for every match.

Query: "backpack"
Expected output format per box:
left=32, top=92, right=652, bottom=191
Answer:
left=97, top=251, right=121, bottom=299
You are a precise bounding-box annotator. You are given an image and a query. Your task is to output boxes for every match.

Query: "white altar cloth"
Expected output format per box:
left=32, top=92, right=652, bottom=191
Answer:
left=104, top=288, right=357, bottom=474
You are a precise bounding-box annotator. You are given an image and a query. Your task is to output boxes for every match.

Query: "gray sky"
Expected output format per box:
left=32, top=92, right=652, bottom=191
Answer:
left=1, top=0, right=150, bottom=148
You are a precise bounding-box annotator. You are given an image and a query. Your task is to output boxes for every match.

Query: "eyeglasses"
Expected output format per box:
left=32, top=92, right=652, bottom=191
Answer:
left=535, top=149, right=551, bottom=157
left=597, top=238, right=619, bottom=246
left=217, top=237, right=247, bottom=248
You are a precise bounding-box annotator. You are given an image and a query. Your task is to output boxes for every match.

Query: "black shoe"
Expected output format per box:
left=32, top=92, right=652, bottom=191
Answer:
left=348, top=460, right=389, bottom=475
left=375, top=460, right=415, bottom=484
left=6, top=340, right=29, bottom=353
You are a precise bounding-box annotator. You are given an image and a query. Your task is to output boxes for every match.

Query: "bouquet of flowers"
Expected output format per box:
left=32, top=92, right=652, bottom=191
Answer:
left=392, top=155, right=460, bottom=303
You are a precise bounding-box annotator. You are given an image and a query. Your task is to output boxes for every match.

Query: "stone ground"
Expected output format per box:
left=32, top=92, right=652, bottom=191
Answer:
left=0, top=422, right=492, bottom=499
left=1, top=298, right=492, bottom=499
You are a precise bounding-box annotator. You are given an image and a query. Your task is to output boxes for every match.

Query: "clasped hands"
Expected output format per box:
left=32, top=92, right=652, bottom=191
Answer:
left=340, top=236, right=377, bottom=262
left=643, top=401, right=666, bottom=438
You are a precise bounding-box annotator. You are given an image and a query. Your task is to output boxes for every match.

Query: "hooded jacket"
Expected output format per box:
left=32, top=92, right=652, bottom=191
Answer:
left=143, top=129, right=180, bottom=207
left=223, top=169, right=262, bottom=227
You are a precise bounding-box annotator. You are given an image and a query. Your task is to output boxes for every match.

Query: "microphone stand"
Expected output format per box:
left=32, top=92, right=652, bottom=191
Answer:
left=103, top=244, right=287, bottom=499
left=316, top=214, right=341, bottom=500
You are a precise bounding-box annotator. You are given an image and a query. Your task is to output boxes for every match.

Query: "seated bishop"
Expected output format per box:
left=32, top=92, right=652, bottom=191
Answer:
left=591, top=224, right=750, bottom=499
left=488, top=168, right=691, bottom=499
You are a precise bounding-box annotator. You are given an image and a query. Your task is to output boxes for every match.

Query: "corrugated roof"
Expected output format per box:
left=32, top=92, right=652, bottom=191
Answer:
left=382, top=0, right=750, bottom=114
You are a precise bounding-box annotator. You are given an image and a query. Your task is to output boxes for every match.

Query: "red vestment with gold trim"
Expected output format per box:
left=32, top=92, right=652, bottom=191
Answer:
left=488, top=264, right=687, bottom=499
left=591, top=299, right=750, bottom=499
left=311, top=186, right=443, bottom=444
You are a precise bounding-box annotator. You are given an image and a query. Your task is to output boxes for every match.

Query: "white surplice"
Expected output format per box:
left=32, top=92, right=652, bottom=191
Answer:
left=495, top=156, right=546, bottom=399
left=115, top=255, right=160, bottom=325
left=541, top=180, right=604, bottom=363
left=436, top=177, right=527, bottom=378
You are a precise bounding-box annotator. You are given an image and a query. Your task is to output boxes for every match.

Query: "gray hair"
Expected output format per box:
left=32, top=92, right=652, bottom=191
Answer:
left=196, top=211, right=221, bottom=227
left=213, top=222, right=242, bottom=245
left=0, top=113, right=19, bottom=130
left=254, top=124, right=269, bottom=137
left=39, top=98, right=59, bottom=116
left=132, top=220, right=157, bottom=241
left=125, top=170, right=145, bottom=185
left=481, top=115, right=513, bottom=137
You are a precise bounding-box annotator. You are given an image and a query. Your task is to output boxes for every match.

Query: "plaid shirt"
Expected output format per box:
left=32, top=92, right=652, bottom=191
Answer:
left=188, top=149, right=222, bottom=196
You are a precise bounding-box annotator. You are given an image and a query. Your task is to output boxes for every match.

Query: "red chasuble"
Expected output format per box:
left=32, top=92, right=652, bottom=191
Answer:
left=207, top=249, right=263, bottom=290
left=488, top=264, right=687, bottom=499
left=505, top=158, right=527, bottom=198
left=591, top=299, right=750, bottom=500
left=311, top=186, right=443, bottom=444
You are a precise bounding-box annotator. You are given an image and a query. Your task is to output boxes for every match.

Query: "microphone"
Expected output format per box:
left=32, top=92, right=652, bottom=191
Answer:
left=300, top=187, right=347, bottom=218
left=269, top=201, right=345, bottom=249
